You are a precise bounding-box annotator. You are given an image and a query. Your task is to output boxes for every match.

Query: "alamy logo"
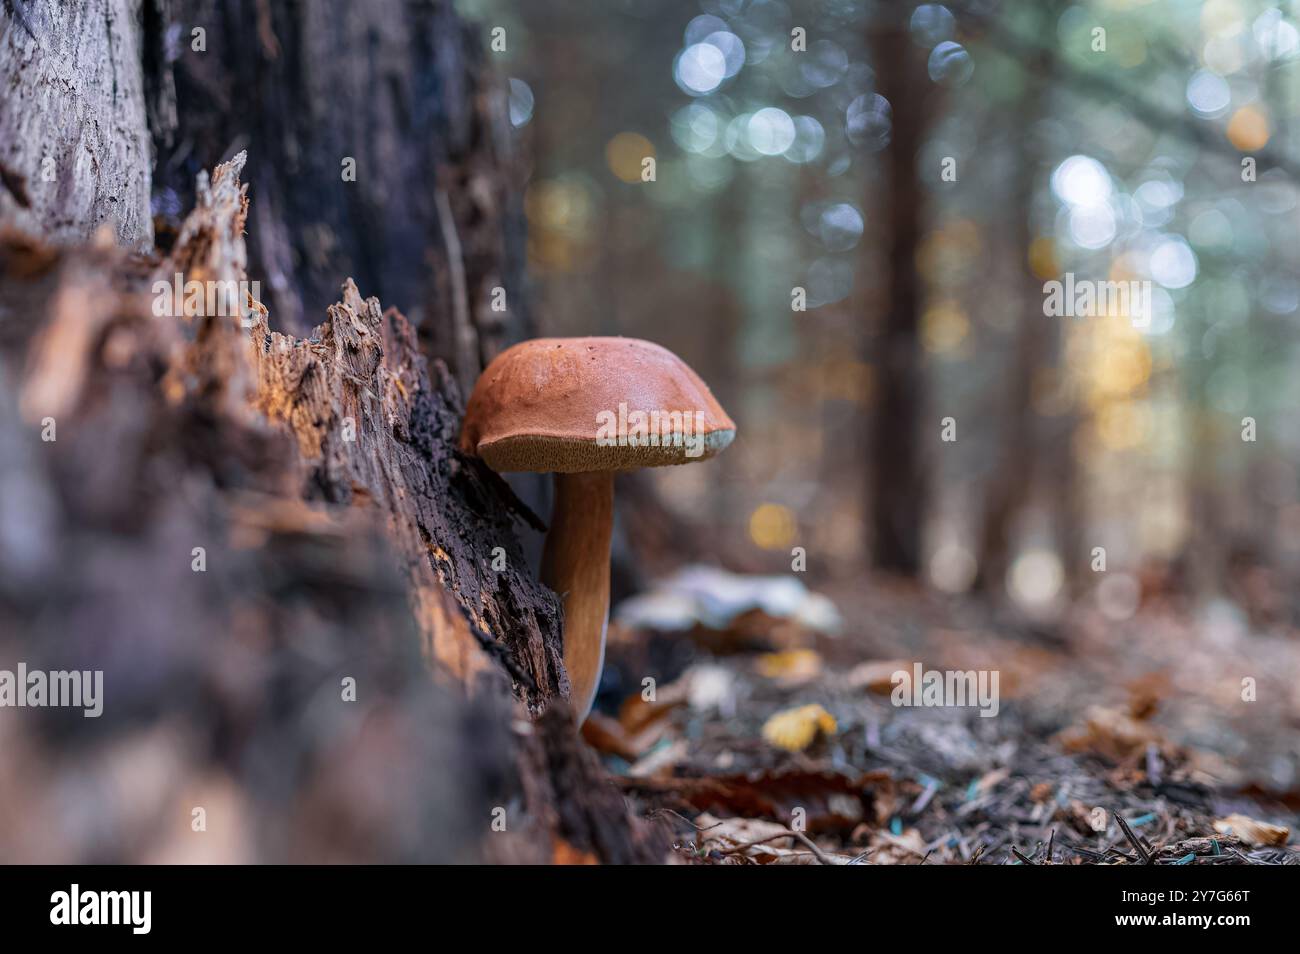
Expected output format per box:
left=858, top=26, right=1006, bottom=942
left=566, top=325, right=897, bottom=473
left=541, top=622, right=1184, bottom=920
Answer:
left=891, top=663, right=1000, bottom=718
left=50, top=885, right=151, bottom=934
left=152, top=272, right=262, bottom=327
left=1043, top=272, right=1152, bottom=326
left=0, top=664, right=102, bottom=717
left=595, top=402, right=708, bottom=458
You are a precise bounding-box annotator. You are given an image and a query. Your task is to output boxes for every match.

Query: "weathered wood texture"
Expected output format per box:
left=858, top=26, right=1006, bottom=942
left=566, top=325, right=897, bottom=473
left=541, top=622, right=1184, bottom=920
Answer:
left=0, top=0, right=164, bottom=249
left=168, top=153, right=568, bottom=701
left=157, top=0, right=530, bottom=388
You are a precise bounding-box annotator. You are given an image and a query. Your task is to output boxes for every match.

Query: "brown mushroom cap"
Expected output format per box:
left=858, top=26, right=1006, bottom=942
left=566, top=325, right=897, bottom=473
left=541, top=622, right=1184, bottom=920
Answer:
left=460, top=337, right=736, bottom=473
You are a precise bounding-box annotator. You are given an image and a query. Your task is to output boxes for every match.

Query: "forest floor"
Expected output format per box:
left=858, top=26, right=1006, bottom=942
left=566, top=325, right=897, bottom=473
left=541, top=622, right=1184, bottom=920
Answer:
left=584, top=569, right=1300, bottom=864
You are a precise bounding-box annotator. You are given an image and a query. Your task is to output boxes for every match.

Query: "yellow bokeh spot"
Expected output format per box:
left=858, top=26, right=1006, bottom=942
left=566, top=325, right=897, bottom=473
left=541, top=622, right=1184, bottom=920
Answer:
left=1073, top=319, right=1152, bottom=407
left=524, top=179, right=594, bottom=236
left=524, top=179, right=597, bottom=273
left=749, top=503, right=796, bottom=550
left=1094, top=343, right=1151, bottom=401
left=922, top=301, right=969, bottom=354
left=1226, top=106, right=1270, bottom=152
left=605, top=132, right=655, bottom=183
left=527, top=233, right=578, bottom=272
left=1028, top=237, right=1059, bottom=280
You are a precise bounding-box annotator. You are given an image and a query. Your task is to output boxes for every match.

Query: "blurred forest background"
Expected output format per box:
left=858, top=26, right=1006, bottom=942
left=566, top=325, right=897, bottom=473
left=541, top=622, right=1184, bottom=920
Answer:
left=468, top=0, right=1300, bottom=625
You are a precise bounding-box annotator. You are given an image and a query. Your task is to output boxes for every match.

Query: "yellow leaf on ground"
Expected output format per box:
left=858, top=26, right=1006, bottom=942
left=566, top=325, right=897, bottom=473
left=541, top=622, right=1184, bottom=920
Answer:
left=761, top=704, right=837, bottom=752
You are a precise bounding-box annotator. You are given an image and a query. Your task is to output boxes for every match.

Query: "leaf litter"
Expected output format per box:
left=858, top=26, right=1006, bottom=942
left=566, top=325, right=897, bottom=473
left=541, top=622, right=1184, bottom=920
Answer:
left=590, top=567, right=1300, bottom=865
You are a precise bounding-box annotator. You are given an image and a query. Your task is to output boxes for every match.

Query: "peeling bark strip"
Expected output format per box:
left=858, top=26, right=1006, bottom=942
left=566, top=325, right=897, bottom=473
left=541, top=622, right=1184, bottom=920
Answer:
left=0, top=0, right=156, bottom=248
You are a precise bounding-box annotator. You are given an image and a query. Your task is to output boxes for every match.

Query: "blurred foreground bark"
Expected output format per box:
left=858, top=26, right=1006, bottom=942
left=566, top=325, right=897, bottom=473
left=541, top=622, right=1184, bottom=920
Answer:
left=0, top=0, right=658, bottom=864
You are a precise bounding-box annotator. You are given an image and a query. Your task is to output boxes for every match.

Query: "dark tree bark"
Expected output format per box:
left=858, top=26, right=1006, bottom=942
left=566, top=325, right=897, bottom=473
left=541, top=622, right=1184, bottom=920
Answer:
left=866, top=24, right=935, bottom=577
left=0, top=0, right=658, bottom=864
left=156, top=0, right=532, bottom=389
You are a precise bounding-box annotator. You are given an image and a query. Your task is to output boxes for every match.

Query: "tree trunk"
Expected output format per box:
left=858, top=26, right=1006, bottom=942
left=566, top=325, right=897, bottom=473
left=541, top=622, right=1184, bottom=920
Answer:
left=0, top=0, right=657, bottom=864
left=156, top=0, right=532, bottom=388
left=866, top=25, right=933, bottom=577
left=974, top=6, right=1057, bottom=595
left=0, top=0, right=166, bottom=249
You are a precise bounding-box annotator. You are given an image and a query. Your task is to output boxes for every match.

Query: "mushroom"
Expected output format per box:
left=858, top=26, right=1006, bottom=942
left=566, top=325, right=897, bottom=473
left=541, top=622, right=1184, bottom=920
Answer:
left=460, top=337, right=735, bottom=723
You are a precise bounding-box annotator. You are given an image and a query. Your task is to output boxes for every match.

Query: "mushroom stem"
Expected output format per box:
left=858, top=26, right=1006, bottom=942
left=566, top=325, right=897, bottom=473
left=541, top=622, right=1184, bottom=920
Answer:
left=540, top=470, right=614, bottom=724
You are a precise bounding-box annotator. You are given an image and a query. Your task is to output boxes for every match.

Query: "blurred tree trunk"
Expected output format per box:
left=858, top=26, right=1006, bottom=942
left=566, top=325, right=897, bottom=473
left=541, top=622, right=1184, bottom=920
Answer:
left=867, top=24, right=933, bottom=577
left=1185, top=401, right=1227, bottom=598
left=1046, top=410, right=1084, bottom=592
left=0, top=0, right=657, bottom=863
left=974, top=5, right=1060, bottom=595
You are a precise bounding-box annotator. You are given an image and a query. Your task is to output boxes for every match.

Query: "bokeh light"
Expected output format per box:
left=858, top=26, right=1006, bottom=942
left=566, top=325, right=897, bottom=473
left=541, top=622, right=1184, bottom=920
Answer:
left=605, top=132, right=655, bottom=183
left=749, top=503, right=797, bottom=550
left=1186, top=69, right=1231, bottom=117
left=1226, top=105, right=1270, bottom=150
left=927, top=41, right=973, bottom=86
left=845, top=93, right=891, bottom=150
left=1147, top=236, right=1198, bottom=289
left=748, top=107, right=796, bottom=155
left=910, top=4, right=956, bottom=48
left=507, top=78, right=534, bottom=128
left=675, top=42, right=727, bottom=95
left=1051, top=155, right=1112, bottom=208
